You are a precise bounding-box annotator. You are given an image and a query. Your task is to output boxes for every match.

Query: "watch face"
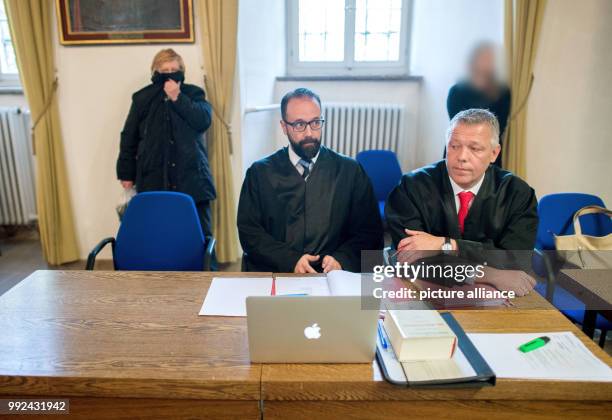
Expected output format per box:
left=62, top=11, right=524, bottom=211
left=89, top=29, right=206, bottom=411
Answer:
left=442, top=243, right=453, bottom=251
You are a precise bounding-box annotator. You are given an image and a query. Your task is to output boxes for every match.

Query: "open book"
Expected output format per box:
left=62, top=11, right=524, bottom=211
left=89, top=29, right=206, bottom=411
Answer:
left=199, top=271, right=362, bottom=317
left=275, top=270, right=362, bottom=296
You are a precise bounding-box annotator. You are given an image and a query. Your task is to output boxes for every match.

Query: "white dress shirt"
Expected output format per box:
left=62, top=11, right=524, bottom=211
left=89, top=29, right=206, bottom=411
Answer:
left=448, top=173, right=485, bottom=214
left=288, top=145, right=319, bottom=177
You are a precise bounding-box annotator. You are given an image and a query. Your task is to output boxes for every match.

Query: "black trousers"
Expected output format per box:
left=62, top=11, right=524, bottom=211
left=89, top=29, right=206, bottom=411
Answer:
left=196, top=200, right=217, bottom=270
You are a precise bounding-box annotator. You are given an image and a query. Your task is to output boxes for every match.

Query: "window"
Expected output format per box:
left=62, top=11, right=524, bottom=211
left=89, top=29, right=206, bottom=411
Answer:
left=0, top=2, right=19, bottom=84
left=287, top=0, right=411, bottom=76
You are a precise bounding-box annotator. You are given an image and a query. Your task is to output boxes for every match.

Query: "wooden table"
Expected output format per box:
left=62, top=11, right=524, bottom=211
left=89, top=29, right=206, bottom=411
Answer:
left=559, top=269, right=612, bottom=339
left=260, top=280, right=612, bottom=419
left=1, top=271, right=611, bottom=419
left=0, top=270, right=269, bottom=419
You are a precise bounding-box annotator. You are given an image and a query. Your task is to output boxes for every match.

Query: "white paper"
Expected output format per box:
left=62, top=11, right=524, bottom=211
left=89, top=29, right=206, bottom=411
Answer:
left=467, top=331, right=612, bottom=381
left=327, top=270, right=363, bottom=296
left=402, top=346, right=477, bottom=382
left=199, top=277, right=273, bottom=316
left=274, top=276, right=330, bottom=296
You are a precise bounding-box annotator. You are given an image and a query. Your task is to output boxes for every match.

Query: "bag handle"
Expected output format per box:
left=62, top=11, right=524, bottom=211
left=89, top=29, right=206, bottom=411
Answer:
left=572, top=205, right=612, bottom=235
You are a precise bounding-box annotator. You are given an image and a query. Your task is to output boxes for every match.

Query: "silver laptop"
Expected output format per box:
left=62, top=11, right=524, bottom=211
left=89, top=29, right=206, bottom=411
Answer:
left=246, top=295, right=379, bottom=363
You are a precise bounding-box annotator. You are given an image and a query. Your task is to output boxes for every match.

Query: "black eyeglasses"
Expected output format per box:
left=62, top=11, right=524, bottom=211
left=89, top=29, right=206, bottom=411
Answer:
left=283, top=118, right=325, bottom=132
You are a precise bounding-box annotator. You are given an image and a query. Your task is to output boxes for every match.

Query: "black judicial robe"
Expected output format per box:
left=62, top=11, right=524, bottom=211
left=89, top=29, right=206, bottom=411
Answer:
left=237, top=146, right=384, bottom=273
left=385, top=160, right=538, bottom=253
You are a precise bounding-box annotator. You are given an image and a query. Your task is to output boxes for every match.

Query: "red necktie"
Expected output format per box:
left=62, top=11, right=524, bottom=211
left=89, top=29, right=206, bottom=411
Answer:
left=457, top=191, right=474, bottom=234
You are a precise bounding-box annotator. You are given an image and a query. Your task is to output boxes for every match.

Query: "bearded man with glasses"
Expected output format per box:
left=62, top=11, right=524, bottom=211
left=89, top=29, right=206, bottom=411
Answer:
left=237, top=88, right=383, bottom=273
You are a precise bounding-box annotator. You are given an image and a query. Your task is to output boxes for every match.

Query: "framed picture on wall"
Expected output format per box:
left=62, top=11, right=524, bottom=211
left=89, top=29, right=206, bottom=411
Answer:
left=56, top=0, right=194, bottom=45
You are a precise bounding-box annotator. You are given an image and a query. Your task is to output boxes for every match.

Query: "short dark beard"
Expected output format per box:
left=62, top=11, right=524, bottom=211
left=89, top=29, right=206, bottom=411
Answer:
left=288, top=136, right=321, bottom=161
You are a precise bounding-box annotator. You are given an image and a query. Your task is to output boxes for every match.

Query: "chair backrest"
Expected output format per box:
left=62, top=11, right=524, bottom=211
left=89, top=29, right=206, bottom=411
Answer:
left=536, top=193, right=611, bottom=250
left=355, top=150, right=403, bottom=202
left=115, top=192, right=205, bottom=270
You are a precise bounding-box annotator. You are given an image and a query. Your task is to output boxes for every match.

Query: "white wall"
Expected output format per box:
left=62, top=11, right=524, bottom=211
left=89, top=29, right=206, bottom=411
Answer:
left=273, top=79, right=421, bottom=171
left=52, top=4, right=212, bottom=258
left=274, top=0, right=504, bottom=173
left=237, top=0, right=286, bottom=177
left=0, top=94, right=27, bottom=108
left=525, top=0, right=612, bottom=205
left=410, top=0, right=504, bottom=168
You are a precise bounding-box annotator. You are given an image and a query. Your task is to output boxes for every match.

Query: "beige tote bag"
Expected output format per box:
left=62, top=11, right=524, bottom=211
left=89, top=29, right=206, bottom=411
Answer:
left=554, top=205, right=612, bottom=269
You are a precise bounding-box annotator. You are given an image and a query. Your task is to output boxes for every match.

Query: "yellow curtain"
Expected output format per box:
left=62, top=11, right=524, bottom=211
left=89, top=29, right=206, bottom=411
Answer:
left=4, top=0, right=79, bottom=264
left=198, top=0, right=239, bottom=263
left=503, top=0, right=547, bottom=176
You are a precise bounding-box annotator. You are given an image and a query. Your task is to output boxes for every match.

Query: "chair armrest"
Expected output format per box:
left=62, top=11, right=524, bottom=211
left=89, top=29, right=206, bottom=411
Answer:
left=86, top=237, right=116, bottom=270
left=203, top=235, right=216, bottom=271
left=533, top=248, right=555, bottom=302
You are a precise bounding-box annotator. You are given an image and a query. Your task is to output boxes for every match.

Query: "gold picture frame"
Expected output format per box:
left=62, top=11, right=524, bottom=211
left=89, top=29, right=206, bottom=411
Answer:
left=56, top=0, right=194, bottom=45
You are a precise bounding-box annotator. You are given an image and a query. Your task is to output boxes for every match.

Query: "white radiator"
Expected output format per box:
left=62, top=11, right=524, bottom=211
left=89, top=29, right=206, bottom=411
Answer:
left=321, top=103, right=404, bottom=157
left=0, top=107, right=36, bottom=226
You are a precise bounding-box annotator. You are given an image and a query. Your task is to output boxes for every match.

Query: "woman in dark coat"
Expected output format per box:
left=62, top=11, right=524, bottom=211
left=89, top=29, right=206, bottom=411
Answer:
left=116, top=49, right=216, bottom=243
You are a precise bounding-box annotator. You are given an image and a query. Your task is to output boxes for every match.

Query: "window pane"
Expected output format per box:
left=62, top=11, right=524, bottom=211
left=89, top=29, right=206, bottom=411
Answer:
left=0, top=3, right=18, bottom=74
left=354, top=0, right=402, bottom=62
left=298, top=0, right=345, bottom=62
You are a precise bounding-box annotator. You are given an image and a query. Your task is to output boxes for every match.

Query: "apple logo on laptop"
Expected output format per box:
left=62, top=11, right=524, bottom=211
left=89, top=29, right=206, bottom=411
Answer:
left=304, top=323, right=321, bottom=339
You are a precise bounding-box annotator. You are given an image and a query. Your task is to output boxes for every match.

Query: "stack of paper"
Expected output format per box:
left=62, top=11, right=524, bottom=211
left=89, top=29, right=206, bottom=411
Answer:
left=467, top=332, right=612, bottom=381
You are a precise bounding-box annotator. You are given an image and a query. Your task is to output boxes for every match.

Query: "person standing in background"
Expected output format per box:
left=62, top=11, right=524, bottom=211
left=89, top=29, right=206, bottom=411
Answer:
left=446, top=42, right=510, bottom=167
left=116, top=48, right=217, bottom=267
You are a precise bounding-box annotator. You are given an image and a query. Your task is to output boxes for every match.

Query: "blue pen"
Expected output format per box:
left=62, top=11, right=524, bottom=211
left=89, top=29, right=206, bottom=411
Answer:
left=279, top=293, right=308, bottom=296
left=377, top=324, right=388, bottom=349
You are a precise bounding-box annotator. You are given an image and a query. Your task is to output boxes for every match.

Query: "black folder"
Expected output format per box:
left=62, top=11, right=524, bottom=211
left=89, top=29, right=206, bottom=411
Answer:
left=376, top=312, right=496, bottom=387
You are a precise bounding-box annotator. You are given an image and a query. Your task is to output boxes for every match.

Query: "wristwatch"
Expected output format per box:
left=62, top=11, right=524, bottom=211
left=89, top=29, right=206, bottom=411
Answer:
left=441, top=237, right=453, bottom=253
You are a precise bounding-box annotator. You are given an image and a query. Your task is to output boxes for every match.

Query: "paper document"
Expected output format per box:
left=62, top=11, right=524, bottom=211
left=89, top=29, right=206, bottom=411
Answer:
left=199, top=277, right=273, bottom=316
left=467, top=332, right=612, bottom=381
left=274, top=276, right=329, bottom=295
left=401, top=346, right=477, bottom=383
left=274, top=270, right=363, bottom=296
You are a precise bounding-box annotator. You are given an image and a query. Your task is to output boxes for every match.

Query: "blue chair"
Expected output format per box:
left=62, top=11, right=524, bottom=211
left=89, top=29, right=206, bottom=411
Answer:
left=535, top=193, right=612, bottom=346
left=356, top=150, right=403, bottom=220
left=87, top=192, right=216, bottom=271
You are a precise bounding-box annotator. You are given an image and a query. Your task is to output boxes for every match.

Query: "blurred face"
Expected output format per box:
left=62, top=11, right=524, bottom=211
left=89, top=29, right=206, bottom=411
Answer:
left=446, top=122, right=500, bottom=189
left=470, top=48, right=496, bottom=91
left=281, top=97, right=322, bottom=160
left=157, top=59, right=181, bottom=74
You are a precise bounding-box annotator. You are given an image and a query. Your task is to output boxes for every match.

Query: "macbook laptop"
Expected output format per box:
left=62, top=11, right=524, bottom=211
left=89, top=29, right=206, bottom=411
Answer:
left=246, top=295, right=379, bottom=363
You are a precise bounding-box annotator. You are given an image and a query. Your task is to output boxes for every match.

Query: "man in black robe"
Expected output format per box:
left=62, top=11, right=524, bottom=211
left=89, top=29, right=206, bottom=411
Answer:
left=238, top=88, right=383, bottom=273
left=385, top=109, right=538, bottom=295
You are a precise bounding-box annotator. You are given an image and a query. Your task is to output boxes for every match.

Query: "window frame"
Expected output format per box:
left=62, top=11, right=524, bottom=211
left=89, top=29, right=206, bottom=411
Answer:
left=286, top=0, right=412, bottom=77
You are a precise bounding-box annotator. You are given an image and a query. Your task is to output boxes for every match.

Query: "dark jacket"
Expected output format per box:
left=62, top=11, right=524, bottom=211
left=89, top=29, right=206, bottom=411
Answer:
left=237, top=146, right=384, bottom=273
left=116, top=83, right=216, bottom=203
left=385, top=160, right=538, bottom=253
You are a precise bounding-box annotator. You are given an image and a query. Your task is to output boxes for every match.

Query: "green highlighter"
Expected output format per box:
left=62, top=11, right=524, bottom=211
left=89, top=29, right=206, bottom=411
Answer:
left=518, top=336, right=550, bottom=353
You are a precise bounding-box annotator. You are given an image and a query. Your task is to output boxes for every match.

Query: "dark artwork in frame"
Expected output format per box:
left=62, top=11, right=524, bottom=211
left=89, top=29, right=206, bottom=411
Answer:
left=56, top=0, right=194, bottom=45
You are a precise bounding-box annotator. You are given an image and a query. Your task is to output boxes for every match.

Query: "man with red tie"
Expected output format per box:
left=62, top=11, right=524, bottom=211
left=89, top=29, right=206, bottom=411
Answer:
left=385, top=108, right=538, bottom=295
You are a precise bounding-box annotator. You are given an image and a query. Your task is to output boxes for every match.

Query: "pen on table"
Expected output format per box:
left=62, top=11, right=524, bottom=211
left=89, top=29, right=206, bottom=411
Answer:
left=278, top=293, right=308, bottom=296
left=377, top=324, right=388, bottom=349
left=518, top=336, right=550, bottom=353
